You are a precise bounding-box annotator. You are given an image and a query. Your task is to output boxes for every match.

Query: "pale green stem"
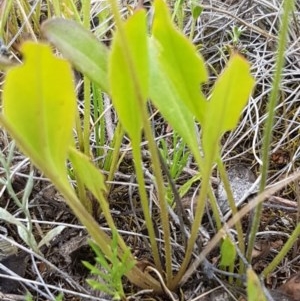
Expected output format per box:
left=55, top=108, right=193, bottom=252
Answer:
left=142, top=117, right=173, bottom=285
left=207, top=182, right=222, bottom=231
left=170, top=146, right=209, bottom=288
left=171, top=165, right=210, bottom=288
left=189, top=18, right=196, bottom=41
left=132, top=141, right=163, bottom=273
left=262, top=223, right=300, bottom=277
left=0, top=115, right=112, bottom=258
left=171, top=0, right=184, bottom=30
left=73, top=169, right=91, bottom=213
left=52, top=0, right=61, bottom=16
left=246, top=0, right=296, bottom=262
left=91, top=83, right=104, bottom=165
left=66, top=0, right=81, bottom=22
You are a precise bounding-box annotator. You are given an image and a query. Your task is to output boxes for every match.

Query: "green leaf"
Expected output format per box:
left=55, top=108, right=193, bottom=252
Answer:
left=192, top=5, right=203, bottom=19
left=89, top=240, right=111, bottom=271
left=109, top=10, right=148, bottom=143
left=205, top=55, right=255, bottom=131
left=202, top=54, right=255, bottom=163
left=247, top=268, right=267, bottom=301
left=3, top=42, right=76, bottom=178
left=152, top=0, right=207, bottom=122
left=149, top=38, right=201, bottom=163
left=42, top=19, right=109, bottom=92
left=178, top=173, right=201, bottom=197
left=220, top=236, right=236, bottom=266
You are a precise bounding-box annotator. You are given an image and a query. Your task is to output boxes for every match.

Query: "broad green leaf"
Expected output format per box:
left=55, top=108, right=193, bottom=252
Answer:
left=109, top=10, right=148, bottom=143
left=42, top=19, right=109, bottom=92
left=3, top=42, right=76, bottom=177
left=152, top=0, right=207, bottom=122
left=247, top=268, right=267, bottom=301
left=220, top=236, right=236, bottom=266
left=204, top=55, right=255, bottom=131
left=149, top=38, right=201, bottom=163
left=202, top=54, right=255, bottom=163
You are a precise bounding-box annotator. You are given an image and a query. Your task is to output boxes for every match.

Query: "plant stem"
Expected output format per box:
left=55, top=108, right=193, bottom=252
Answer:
left=178, top=169, right=300, bottom=287
left=66, top=0, right=81, bottom=22
left=262, top=222, right=300, bottom=277
left=52, top=0, right=61, bottom=16
left=143, top=117, right=173, bottom=285
left=246, top=0, right=295, bottom=262
left=172, top=164, right=210, bottom=287
left=91, top=83, right=104, bottom=166
left=132, top=142, right=163, bottom=273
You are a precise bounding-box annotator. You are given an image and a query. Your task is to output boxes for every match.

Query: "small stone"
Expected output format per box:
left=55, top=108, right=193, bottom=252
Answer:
left=217, top=164, right=258, bottom=214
